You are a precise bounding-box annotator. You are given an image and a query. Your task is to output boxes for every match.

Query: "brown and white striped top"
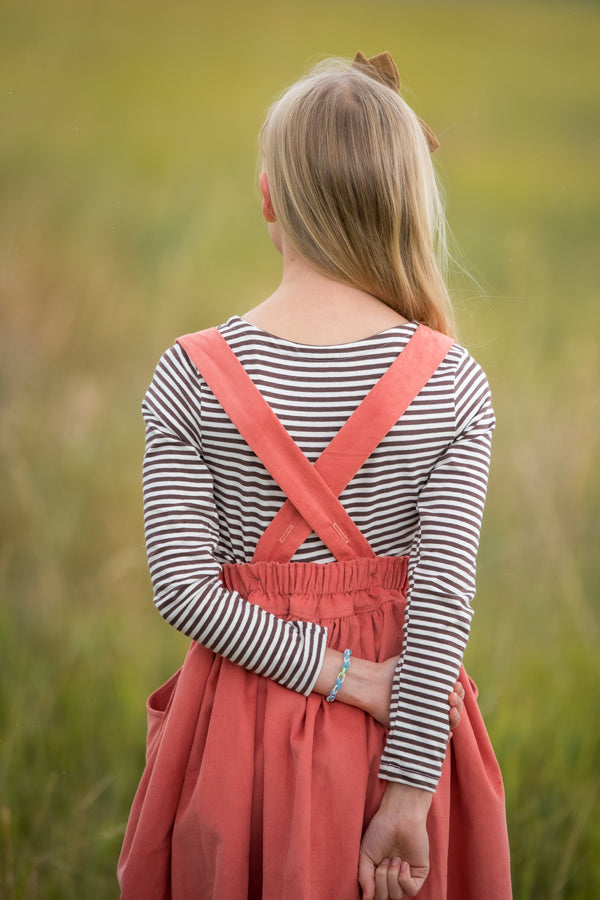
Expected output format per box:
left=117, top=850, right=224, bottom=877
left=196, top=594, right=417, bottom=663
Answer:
left=142, top=316, right=495, bottom=791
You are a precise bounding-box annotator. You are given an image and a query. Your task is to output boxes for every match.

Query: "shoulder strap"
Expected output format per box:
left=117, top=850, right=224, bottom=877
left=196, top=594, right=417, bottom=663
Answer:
left=178, top=324, right=453, bottom=563
left=253, top=324, right=454, bottom=562
left=177, top=328, right=375, bottom=562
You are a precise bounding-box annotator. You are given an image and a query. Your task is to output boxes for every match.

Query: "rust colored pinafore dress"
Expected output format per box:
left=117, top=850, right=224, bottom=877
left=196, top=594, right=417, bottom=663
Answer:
left=118, top=325, right=512, bottom=900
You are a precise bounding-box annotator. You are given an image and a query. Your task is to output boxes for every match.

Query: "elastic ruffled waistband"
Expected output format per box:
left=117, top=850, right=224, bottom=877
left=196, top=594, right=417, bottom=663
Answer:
left=220, top=555, right=407, bottom=620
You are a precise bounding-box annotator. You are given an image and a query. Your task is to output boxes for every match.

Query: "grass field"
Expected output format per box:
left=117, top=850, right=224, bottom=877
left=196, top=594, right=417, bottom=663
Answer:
left=1, top=1, right=599, bottom=897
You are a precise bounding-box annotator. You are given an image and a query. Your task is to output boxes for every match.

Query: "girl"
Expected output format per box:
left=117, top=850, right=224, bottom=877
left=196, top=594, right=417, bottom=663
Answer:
left=118, top=53, right=511, bottom=900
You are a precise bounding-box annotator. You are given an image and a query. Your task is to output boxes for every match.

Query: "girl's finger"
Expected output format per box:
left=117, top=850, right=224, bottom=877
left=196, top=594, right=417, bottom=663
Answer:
left=387, top=857, right=405, bottom=899
left=397, top=859, right=428, bottom=897
left=448, top=690, right=462, bottom=713
left=374, top=858, right=391, bottom=900
left=358, top=852, right=376, bottom=900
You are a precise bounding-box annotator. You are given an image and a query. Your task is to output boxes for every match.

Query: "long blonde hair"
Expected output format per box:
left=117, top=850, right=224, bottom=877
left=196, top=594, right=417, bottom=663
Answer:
left=259, top=58, right=455, bottom=337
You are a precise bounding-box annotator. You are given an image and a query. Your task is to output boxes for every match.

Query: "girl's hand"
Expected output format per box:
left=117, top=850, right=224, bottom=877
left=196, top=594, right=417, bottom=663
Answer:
left=448, top=679, right=465, bottom=735
left=358, top=782, right=432, bottom=900
left=314, top=650, right=465, bottom=732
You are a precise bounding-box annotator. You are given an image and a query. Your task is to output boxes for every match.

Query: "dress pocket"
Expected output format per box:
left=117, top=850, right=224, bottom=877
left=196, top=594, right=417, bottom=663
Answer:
left=146, top=667, right=181, bottom=763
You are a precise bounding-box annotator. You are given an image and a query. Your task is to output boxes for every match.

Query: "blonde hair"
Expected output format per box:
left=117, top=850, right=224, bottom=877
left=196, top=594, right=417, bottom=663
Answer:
left=259, top=58, right=455, bottom=337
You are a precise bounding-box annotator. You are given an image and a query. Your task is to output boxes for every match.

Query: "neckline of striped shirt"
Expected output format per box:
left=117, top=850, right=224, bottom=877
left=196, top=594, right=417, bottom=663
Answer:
left=222, top=315, right=420, bottom=357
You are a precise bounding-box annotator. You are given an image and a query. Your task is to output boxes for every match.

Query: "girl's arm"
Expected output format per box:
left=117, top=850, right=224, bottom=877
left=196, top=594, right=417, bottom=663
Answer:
left=379, top=348, right=494, bottom=791
left=142, top=345, right=328, bottom=695
left=357, top=350, right=495, bottom=897
left=313, top=650, right=464, bottom=731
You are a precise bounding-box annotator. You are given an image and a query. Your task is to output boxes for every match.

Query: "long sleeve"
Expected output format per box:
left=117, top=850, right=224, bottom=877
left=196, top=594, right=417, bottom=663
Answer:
left=142, top=345, right=328, bottom=695
left=378, top=350, right=495, bottom=791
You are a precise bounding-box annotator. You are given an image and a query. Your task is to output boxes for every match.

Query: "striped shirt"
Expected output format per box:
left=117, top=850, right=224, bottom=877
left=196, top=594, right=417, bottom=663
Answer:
left=142, top=315, right=495, bottom=791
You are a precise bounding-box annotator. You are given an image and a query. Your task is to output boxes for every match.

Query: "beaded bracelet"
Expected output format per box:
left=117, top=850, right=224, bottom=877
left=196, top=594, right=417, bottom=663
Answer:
left=326, top=649, right=352, bottom=702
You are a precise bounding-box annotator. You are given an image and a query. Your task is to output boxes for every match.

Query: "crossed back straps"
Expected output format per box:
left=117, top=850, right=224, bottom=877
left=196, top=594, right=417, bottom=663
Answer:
left=177, top=324, right=453, bottom=563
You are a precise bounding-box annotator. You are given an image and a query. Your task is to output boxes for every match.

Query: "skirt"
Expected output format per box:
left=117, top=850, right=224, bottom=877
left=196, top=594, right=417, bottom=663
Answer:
left=118, top=555, right=512, bottom=899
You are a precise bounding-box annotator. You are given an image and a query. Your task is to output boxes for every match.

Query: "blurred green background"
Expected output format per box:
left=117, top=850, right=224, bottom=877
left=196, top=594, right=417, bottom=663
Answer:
left=0, top=0, right=598, bottom=897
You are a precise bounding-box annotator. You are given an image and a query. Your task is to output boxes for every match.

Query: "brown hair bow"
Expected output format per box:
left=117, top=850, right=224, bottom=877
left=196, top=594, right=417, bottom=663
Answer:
left=352, top=51, right=440, bottom=152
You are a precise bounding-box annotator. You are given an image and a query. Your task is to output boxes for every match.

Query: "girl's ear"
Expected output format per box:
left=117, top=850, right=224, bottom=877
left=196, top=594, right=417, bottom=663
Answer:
left=259, top=171, right=277, bottom=223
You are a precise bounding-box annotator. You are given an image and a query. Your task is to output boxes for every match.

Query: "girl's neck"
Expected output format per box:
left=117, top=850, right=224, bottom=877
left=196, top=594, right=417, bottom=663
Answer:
left=243, top=241, right=408, bottom=346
